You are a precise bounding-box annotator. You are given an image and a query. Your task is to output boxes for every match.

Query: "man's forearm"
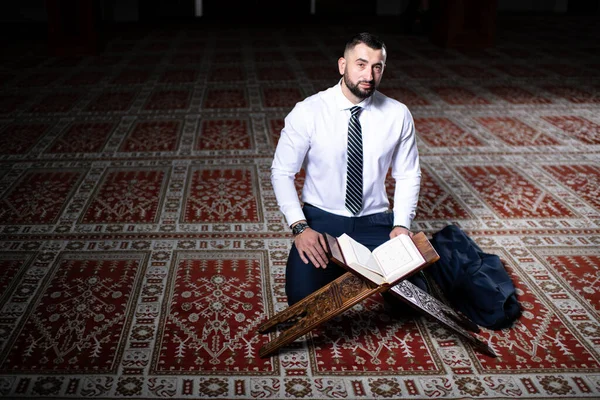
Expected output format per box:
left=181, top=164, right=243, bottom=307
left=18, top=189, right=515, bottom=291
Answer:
left=392, top=175, right=421, bottom=227
left=271, top=169, right=305, bottom=226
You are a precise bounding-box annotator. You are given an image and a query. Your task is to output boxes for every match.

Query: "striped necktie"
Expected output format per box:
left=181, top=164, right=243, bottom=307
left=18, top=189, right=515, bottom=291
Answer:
left=345, top=106, right=363, bottom=215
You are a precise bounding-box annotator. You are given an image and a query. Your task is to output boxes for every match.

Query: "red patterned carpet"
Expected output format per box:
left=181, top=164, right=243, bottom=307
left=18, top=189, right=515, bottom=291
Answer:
left=0, top=15, right=599, bottom=399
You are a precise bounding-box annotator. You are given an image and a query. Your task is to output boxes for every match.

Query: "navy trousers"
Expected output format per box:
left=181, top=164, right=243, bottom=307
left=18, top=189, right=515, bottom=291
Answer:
left=285, top=204, right=427, bottom=308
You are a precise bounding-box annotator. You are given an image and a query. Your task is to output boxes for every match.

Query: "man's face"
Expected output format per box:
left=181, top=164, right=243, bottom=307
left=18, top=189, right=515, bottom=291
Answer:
left=338, top=43, right=386, bottom=101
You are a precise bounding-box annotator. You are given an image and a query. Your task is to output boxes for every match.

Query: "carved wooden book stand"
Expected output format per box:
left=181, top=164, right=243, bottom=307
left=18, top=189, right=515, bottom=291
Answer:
left=257, top=232, right=497, bottom=358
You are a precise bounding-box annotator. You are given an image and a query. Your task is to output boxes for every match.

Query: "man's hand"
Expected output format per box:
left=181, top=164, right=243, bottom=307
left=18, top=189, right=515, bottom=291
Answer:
left=390, top=226, right=413, bottom=239
left=294, top=228, right=329, bottom=268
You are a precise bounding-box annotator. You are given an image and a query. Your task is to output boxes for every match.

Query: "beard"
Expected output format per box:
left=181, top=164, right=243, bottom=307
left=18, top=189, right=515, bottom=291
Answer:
left=343, top=72, right=377, bottom=99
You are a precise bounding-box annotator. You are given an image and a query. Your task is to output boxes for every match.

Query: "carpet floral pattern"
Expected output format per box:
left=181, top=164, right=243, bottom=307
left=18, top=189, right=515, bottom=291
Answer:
left=0, top=16, right=599, bottom=399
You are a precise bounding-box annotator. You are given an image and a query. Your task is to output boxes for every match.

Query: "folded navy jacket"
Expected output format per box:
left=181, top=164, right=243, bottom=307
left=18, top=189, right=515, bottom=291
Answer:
left=426, top=224, right=522, bottom=330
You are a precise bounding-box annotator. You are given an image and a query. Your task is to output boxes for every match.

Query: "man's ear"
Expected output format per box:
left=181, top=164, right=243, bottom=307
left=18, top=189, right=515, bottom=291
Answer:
left=338, top=57, right=345, bottom=75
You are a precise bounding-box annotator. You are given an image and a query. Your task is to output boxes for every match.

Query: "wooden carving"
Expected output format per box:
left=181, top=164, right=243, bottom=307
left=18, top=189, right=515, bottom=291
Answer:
left=257, top=232, right=497, bottom=358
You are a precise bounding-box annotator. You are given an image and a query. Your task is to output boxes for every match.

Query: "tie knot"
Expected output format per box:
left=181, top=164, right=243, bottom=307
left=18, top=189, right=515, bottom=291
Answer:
left=350, top=106, right=361, bottom=116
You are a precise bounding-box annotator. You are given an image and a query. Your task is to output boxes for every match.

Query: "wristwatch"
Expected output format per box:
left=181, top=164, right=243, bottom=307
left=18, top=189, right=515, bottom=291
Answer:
left=291, top=222, right=309, bottom=236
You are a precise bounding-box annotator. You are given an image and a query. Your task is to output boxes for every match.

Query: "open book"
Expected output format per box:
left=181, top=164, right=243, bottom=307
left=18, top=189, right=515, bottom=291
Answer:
left=334, top=233, right=426, bottom=286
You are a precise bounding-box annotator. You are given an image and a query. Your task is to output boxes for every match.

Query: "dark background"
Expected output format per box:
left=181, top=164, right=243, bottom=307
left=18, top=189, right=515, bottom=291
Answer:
left=1, top=0, right=599, bottom=57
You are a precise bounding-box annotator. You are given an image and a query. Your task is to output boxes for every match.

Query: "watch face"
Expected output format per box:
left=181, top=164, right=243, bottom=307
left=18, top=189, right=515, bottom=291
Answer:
left=293, top=223, right=308, bottom=235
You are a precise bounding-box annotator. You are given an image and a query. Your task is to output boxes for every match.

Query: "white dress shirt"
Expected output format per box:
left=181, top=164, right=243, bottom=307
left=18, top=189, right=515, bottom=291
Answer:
left=271, top=81, right=421, bottom=229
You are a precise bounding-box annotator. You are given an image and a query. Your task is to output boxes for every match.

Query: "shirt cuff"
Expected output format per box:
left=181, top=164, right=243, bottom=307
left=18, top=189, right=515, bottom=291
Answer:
left=285, top=208, right=307, bottom=228
left=393, top=216, right=412, bottom=229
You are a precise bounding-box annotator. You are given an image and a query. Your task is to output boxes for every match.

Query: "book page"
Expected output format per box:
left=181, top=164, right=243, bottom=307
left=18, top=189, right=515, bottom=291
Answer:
left=347, top=262, right=386, bottom=286
left=372, top=234, right=425, bottom=282
left=336, top=234, right=383, bottom=275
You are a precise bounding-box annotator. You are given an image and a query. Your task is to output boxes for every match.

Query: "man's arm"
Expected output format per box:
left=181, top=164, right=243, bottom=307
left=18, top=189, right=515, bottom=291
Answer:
left=271, top=105, right=329, bottom=268
left=271, top=104, right=310, bottom=225
left=390, top=107, right=421, bottom=239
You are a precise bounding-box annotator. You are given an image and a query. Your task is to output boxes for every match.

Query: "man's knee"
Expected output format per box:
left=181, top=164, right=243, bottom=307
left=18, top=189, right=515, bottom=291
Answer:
left=285, top=247, right=318, bottom=305
left=285, top=282, right=308, bottom=306
left=284, top=246, right=343, bottom=306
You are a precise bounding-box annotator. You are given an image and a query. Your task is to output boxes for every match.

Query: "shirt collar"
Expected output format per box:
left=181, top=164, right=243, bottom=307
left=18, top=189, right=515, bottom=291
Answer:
left=334, top=79, right=373, bottom=112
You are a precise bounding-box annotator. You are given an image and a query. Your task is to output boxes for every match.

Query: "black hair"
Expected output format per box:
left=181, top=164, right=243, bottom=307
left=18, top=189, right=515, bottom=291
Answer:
left=344, top=32, right=386, bottom=56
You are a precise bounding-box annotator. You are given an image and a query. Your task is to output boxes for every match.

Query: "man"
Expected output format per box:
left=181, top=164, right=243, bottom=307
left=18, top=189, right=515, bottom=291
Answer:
left=271, top=32, right=422, bottom=307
